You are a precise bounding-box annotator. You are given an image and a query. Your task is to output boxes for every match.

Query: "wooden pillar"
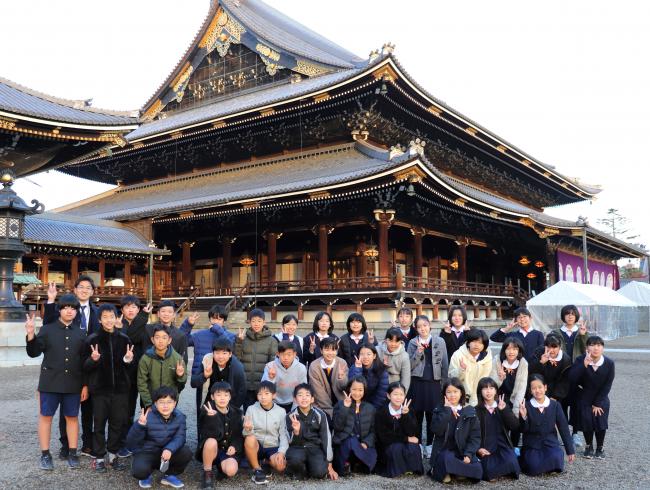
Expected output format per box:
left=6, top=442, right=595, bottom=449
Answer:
left=473, top=305, right=480, bottom=320
left=182, top=241, right=192, bottom=287
left=433, top=303, right=439, bottom=320
left=486, top=305, right=492, bottom=319
left=98, top=258, right=105, bottom=287
left=356, top=240, right=367, bottom=279
left=430, top=256, right=440, bottom=281
left=411, top=228, right=425, bottom=284
left=318, top=225, right=329, bottom=287
left=546, top=240, right=558, bottom=287
left=124, top=261, right=131, bottom=288
left=297, top=303, right=304, bottom=321
left=374, top=209, right=395, bottom=282
left=40, top=255, right=49, bottom=283
left=271, top=304, right=278, bottom=321
left=496, top=305, right=503, bottom=320
left=416, top=302, right=424, bottom=316
left=70, top=256, right=79, bottom=284
left=267, top=232, right=277, bottom=284
left=456, top=237, right=469, bottom=283
left=222, top=236, right=233, bottom=291
left=326, top=303, right=332, bottom=316
left=356, top=301, right=363, bottom=314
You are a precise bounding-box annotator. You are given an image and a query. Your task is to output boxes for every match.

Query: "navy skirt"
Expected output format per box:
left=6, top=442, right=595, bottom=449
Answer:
left=480, top=444, right=520, bottom=480
left=334, top=436, right=377, bottom=473
left=520, top=446, right=564, bottom=476
left=380, top=442, right=423, bottom=478
left=408, top=379, right=441, bottom=412
left=432, top=449, right=483, bottom=482
left=578, top=398, right=609, bottom=432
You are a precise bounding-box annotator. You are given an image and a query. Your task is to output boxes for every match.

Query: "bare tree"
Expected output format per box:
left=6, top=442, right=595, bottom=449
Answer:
left=598, top=208, right=630, bottom=238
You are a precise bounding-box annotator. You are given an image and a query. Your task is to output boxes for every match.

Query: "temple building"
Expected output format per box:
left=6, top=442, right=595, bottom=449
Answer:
left=3, top=0, right=644, bottom=322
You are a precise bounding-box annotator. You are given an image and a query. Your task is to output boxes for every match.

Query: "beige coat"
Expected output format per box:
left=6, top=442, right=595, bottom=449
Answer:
left=448, top=344, right=493, bottom=406
left=308, top=356, right=348, bottom=417
left=489, top=356, right=528, bottom=416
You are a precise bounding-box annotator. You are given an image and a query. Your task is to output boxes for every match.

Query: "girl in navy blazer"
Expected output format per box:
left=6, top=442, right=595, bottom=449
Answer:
left=338, top=313, right=377, bottom=367
left=348, top=344, right=389, bottom=410
left=519, top=374, right=575, bottom=476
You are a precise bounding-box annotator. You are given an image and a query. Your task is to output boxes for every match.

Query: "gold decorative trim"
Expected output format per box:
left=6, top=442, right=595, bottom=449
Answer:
left=199, top=9, right=223, bottom=49
left=521, top=159, right=531, bottom=166
left=489, top=211, right=500, bottom=218
left=142, top=100, right=163, bottom=122
left=465, top=127, right=477, bottom=135
left=256, top=43, right=281, bottom=62
left=454, top=198, right=467, bottom=207
left=260, top=108, right=275, bottom=117
left=371, top=65, right=399, bottom=81
left=0, top=116, right=17, bottom=130
left=313, top=93, right=330, bottom=103
left=170, top=131, right=183, bottom=139
left=427, top=105, right=442, bottom=116
left=242, top=202, right=260, bottom=209
left=309, top=190, right=331, bottom=200
left=519, top=217, right=536, bottom=229
left=132, top=142, right=144, bottom=149
left=293, top=59, right=331, bottom=77
left=496, top=145, right=507, bottom=153
left=394, top=167, right=425, bottom=182
left=212, top=120, right=227, bottom=129
left=179, top=211, right=194, bottom=218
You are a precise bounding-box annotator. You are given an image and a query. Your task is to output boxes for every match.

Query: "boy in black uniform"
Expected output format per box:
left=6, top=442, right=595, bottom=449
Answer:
left=83, top=304, right=134, bottom=472
left=26, top=293, right=88, bottom=470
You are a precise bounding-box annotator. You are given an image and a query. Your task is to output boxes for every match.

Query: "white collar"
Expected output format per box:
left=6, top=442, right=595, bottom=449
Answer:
left=561, top=324, right=578, bottom=334
left=350, top=333, right=364, bottom=341
left=80, top=302, right=89, bottom=308
left=531, top=396, right=550, bottom=408
left=450, top=404, right=463, bottom=412
left=316, top=332, right=328, bottom=339
left=484, top=401, right=497, bottom=409
left=519, top=327, right=530, bottom=337
left=451, top=326, right=464, bottom=334
left=419, top=335, right=432, bottom=345
left=591, top=355, right=605, bottom=367
left=400, top=326, right=411, bottom=334
left=320, top=358, right=336, bottom=369
left=502, top=358, right=519, bottom=369
left=389, top=404, right=402, bottom=416
left=550, top=350, right=563, bottom=362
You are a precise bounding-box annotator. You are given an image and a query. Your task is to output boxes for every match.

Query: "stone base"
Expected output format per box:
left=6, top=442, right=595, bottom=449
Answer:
left=0, top=319, right=43, bottom=367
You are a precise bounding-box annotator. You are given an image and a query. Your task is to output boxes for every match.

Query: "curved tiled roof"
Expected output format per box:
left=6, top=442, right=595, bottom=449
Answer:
left=0, top=77, right=137, bottom=127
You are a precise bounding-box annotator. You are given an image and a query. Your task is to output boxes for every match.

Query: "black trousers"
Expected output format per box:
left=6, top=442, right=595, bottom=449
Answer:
left=131, top=446, right=193, bottom=480
left=60, top=395, right=93, bottom=450
left=286, top=446, right=328, bottom=479
left=120, top=377, right=141, bottom=448
left=195, top=387, right=206, bottom=442
left=93, top=392, right=129, bottom=457
left=414, top=409, right=434, bottom=446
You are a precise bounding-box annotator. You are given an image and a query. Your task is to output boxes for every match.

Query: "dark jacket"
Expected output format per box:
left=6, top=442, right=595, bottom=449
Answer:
left=429, top=405, right=481, bottom=465
left=179, top=319, right=236, bottom=377
left=119, top=310, right=149, bottom=366
left=199, top=402, right=243, bottom=454
left=332, top=400, right=376, bottom=447
left=44, top=302, right=100, bottom=335
left=137, top=346, right=188, bottom=408
left=519, top=398, right=575, bottom=454
left=551, top=327, right=588, bottom=362
left=301, top=332, right=340, bottom=365
left=489, top=328, right=544, bottom=363
left=83, top=328, right=133, bottom=395
left=439, top=327, right=474, bottom=362
left=374, top=406, right=419, bottom=448
left=191, top=354, right=247, bottom=409
left=286, top=406, right=333, bottom=461
left=338, top=333, right=377, bottom=367
left=26, top=320, right=86, bottom=393
left=349, top=364, right=389, bottom=409
left=569, top=355, right=615, bottom=408
left=234, top=326, right=277, bottom=391
left=126, top=406, right=187, bottom=454
left=475, top=404, right=520, bottom=449
left=528, top=346, right=572, bottom=400
left=143, top=322, right=189, bottom=365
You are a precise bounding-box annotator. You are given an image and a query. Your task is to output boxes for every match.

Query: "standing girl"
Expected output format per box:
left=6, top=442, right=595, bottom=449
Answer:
left=519, top=374, right=575, bottom=476
left=448, top=329, right=493, bottom=406
left=338, top=313, right=376, bottom=367
left=429, top=378, right=483, bottom=484
left=376, top=327, right=411, bottom=392
left=475, top=377, right=520, bottom=481
left=302, top=312, right=339, bottom=366
left=374, top=382, right=423, bottom=477
left=273, top=314, right=304, bottom=363
left=406, top=315, right=448, bottom=457
left=331, top=376, right=377, bottom=475
left=439, top=305, right=473, bottom=363
left=393, top=307, right=417, bottom=343
left=349, top=344, right=389, bottom=409
left=569, top=336, right=615, bottom=459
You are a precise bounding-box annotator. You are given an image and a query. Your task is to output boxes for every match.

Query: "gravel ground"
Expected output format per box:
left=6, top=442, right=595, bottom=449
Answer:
left=1, top=336, right=649, bottom=490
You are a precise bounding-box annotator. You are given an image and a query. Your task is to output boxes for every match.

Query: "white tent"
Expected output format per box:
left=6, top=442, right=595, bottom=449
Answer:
left=527, top=281, right=638, bottom=340
left=618, top=281, right=650, bottom=333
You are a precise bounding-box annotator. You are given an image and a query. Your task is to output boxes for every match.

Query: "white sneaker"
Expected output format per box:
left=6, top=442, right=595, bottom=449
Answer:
left=424, top=445, right=433, bottom=458
left=573, top=433, right=583, bottom=448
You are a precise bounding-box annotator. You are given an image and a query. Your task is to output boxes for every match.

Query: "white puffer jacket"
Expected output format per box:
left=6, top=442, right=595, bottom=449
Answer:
left=448, top=344, right=493, bottom=406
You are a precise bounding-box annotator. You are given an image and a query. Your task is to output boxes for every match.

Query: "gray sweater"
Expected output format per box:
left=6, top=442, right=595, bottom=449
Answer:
left=376, top=340, right=412, bottom=392
left=243, top=401, right=289, bottom=453
left=261, top=357, right=308, bottom=406
left=407, top=336, right=448, bottom=381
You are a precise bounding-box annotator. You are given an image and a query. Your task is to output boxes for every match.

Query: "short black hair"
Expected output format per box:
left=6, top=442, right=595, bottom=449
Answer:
left=448, top=305, right=468, bottom=324
left=120, top=295, right=141, bottom=309
left=98, top=303, right=118, bottom=318
left=293, top=383, right=312, bottom=398
left=249, top=308, right=265, bottom=321
left=346, top=375, right=367, bottom=397
left=320, top=336, right=338, bottom=351
left=258, top=380, right=277, bottom=394
left=359, top=343, right=385, bottom=377
left=153, top=386, right=178, bottom=403
left=529, top=373, right=546, bottom=388
left=346, top=312, right=367, bottom=334
left=158, top=300, right=176, bottom=310
left=58, top=293, right=80, bottom=311
left=212, top=337, right=233, bottom=352
left=152, top=325, right=170, bottom=337
left=544, top=333, right=562, bottom=347
left=282, top=314, right=298, bottom=326
left=208, top=304, right=228, bottom=321
left=387, top=381, right=406, bottom=395
left=312, top=311, right=334, bottom=334
left=476, top=376, right=499, bottom=404
left=385, top=327, right=404, bottom=341
left=513, top=307, right=532, bottom=318
left=210, top=381, right=232, bottom=395
left=586, top=335, right=605, bottom=347
left=74, top=275, right=95, bottom=290
left=413, top=314, right=430, bottom=329
left=500, top=336, right=524, bottom=361
left=396, top=307, right=413, bottom=318
left=443, top=377, right=466, bottom=406
left=560, top=304, right=580, bottom=324
left=277, top=340, right=296, bottom=353
left=465, top=328, right=489, bottom=351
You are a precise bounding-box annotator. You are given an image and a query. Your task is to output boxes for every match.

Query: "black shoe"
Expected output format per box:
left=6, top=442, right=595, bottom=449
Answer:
left=80, top=447, right=93, bottom=458
left=583, top=445, right=594, bottom=459
left=58, top=447, right=69, bottom=460
left=111, top=457, right=127, bottom=471
left=68, top=453, right=80, bottom=469
left=92, top=459, right=107, bottom=473
left=252, top=468, right=268, bottom=485
left=40, top=453, right=54, bottom=471
left=594, top=448, right=605, bottom=459
left=201, top=470, right=215, bottom=489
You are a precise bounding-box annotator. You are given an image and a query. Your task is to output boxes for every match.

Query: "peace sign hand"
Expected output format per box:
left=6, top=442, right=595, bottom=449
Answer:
left=584, top=352, right=593, bottom=368
left=268, top=363, right=277, bottom=380
left=367, top=329, right=375, bottom=343
left=90, top=344, right=101, bottom=362
left=519, top=400, right=527, bottom=419
left=138, top=407, right=150, bottom=426
left=497, top=365, right=506, bottom=380
left=579, top=319, right=588, bottom=335
left=124, top=344, right=135, bottom=363
left=540, top=348, right=550, bottom=365
left=243, top=415, right=254, bottom=432
left=343, top=391, right=352, bottom=408
left=47, top=282, right=58, bottom=302
left=465, top=320, right=473, bottom=331
left=497, top=394, right=506, bottom=411
left=382, top=354, right=390, bottom=367
left=176, top=360, right=185, bottom=377
left=443, top=321, right=451, bottom=334
left=309, top=335, right=317, bottom=353
left=289, top=413, right=301, bottom=435
left=203, top=356, right=213, bottom=378
left=143, top=303, right=153, bottom=314
left=459, top=358, right=467, bottom=371
left=401, top=398, right=412, bottom=414
left=25, top=313, right=36, bottom=339
left=188, top=311, right=200, bottom=326
left=416, top=338, right=425, bottom=353
left=115, top=314, right=124, bottom=329
left=203, top=403, right=217, bottom=417
left=237, top=326, right=245, bottom=341
left=506, top=320, right=516, bottom=332
left=354, top=355, right=362, bottom=368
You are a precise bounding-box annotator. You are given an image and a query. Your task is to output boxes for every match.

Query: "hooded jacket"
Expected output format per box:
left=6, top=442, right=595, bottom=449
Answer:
left=235, top=326, right=278, bottom=391
left=243, top=401, right=289, bottom=453
left=429, top=405, right=481, bottom=465
left=83, top=327, right=133, bottom=395
left=137, top=346, right=187, bottom=407
left=332, top=400, right=376, bottom=447
left=261, top=357, right=307, bottom=406
left=490, top=356, right=529, bottom=415
left=448, top=344, right=493, bottom=406
left=191, top=352, right=247, bottom=409
left=179, top=319, right=236, bottom=376
left=376, top=340, right=412, bottom=392
left=126, top=406, right=187, bottom=455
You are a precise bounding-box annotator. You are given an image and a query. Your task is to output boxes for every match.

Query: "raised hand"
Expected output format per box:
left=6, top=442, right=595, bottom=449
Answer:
left=124, top=344, right=135, bottom=363
left=459, top=358, right=467, bottom=371
left=90, top=344, right=101, bottom=362
left=47, top=282, right=58, bottom=302
left=309, top=335, right=316, bottom=353
left=138, top=407, right=150, bottom=425
left=579, top=319, right=588, bottom=335
left=465, top=320, right=473, bottom=331
left=289, top=413, right=301, bottom=435
left=584, top=352, right=593, bottom=368
left=506, top=320, right=516, bottom=332
left=367, top=328, right=375, bottom=343
left=443, top=321, right=451, bottom=334
left=238, top=326, right=245, bottom=341
left=243, top=415, right=254, bottom=432
left=115, top=314, right=124, bottom=329
left=416, top=338, right=425, bottom=353
left=143, top=303, right=153, bottom=314
left=175, top=359, right=185, bottom=377
left=188, top=311, right=200, bottom=326
left=268, top=363, right=277, bottom=380
left=497, top=394, right=506, bottom=411
left=203, top=403, right=217, bottom=416
left=25, top=313, right=35, bottom=339
left=497, top=365, right=506, bottom=380
left=540, top=347, right=550, bottom=365
left=382, top=354, right=390, bottom=367
left=343, top=391, right=352, bottom=408
left=444, top=395, right=453, bottom=408
left=203, top=356, right=213, bottom=378
left=519, top=400, right=527, bottom=419
left=401, top=398, right=412, bottom=415
left=354, top=355, right=362, bottom=368
left=337, top=367, right=347, bottom=380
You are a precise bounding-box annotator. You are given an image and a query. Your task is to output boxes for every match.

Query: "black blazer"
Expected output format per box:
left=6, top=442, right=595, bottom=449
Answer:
left=119, top=310, right=149, bottom=365
left=430, top=405, right=481, bottom=464
left=83, top=328, right=133, bottom=395
left=528, top=346, right=572, bottom=400
left=332, top=400, right=376, bottom=446
left=302, top=332, right=339, bottom=365
left=475, top=404, right=520, bottom=449
left=439, top=328, right=473, bottom=362
left=44, top=302, right=100, bottom=335
left=26, top=320, right=86, bottom=393
left=199, top=402, right=244, bottom=454
left=374, top=406, right=419, bottom=448
left=338, top=332, right=377, bottom=366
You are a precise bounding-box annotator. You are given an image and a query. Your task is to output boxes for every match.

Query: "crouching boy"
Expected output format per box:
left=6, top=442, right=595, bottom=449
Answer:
left=244, top=381, right=289, bottom=484
left=197, top=382, right=244, bottom=488
left=126, top=386, right=192, bottom=489
left=285, top=384, right=338, bottom=480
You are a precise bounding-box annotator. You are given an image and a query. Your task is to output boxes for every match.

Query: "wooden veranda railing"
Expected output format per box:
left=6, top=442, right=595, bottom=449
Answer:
left=175, top=286, right=203, bottom=316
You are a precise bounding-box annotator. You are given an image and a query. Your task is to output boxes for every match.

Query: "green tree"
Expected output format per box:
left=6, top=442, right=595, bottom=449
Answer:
left=598, top=208, right=630, bottom=238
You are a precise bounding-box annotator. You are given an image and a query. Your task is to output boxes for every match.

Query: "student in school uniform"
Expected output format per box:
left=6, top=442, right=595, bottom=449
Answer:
left=273, top=314, right=304, bottom=363
left=569, top=335, right=615, bottom=459
left=374, top=382, right=423, bottom=478
left=392, top=307, right=417, bottom=343
left=429, top=378, right=483, bottom=484
left=338, top=313, right=377, bottom=367
left=348, top=344, right=389, bottom=410
left=489, top=307, right=544, bottom=363
left=376, top=327, right=411, bottom=392
left=331, top=376, right=377, bottom=476
left=448, top=329, right=492, bottom=406
left=307, top=337, right=348, bottom=419
left=529, top=333, right=572, bottom=402
left=475, top=377, right=520, bottom=481
left=302, top=312, right=339, bottom=366
left=518, top=374, right=576, bottom=476
left=439, top=305, right=473, bottom=363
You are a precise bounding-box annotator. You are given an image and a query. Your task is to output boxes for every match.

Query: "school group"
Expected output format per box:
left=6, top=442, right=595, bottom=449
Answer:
left=25, top=275, right=615, bottom=488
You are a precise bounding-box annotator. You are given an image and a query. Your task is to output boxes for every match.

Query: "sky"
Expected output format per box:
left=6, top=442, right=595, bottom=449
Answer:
left=3, top=0, right=649, bottom=250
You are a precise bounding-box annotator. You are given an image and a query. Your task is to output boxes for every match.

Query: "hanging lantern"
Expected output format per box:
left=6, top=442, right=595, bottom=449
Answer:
left=364, top=246, right=379, bottom=259
left=450, top=259, right=459, bottom=270
left=519, top=256, right=531, bottom=266
left=534, top=260, right=545, bottom=268
left=526, top=272, right=537, bottom=279
left=239, top=254, right=255, bottom=266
